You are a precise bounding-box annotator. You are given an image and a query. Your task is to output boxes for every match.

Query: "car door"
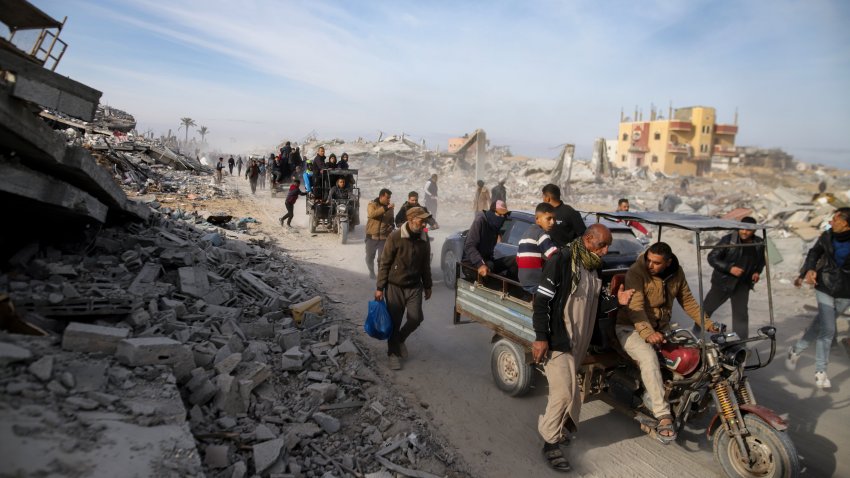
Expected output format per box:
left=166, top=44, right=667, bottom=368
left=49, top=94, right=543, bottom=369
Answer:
left=494, top=216, right=532, bottom=259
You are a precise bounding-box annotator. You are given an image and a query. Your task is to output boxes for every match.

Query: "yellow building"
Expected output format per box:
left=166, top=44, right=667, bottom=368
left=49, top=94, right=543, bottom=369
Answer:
left=615, top=106, right=738, bottom=176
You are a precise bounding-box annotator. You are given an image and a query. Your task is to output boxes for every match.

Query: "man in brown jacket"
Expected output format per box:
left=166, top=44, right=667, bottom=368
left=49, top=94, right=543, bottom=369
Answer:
left=375, top=207, right=433, bottom=370
left=615, top=241, right=717, bottom=444
left=365, top=188, right=395, bottom=279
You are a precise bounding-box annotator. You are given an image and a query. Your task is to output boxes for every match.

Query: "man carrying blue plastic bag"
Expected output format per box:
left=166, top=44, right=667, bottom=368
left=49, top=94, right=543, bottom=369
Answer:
left=375, top=206, right=433, bottom=370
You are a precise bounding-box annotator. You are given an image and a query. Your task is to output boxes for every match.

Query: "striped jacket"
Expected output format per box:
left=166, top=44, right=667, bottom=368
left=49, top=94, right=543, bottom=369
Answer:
left=516, top=224, right=558, bottom=288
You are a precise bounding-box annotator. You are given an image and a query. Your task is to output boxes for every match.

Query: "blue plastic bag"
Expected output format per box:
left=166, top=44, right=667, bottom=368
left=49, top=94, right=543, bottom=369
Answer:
left=364, top=300, right=393, bottom=340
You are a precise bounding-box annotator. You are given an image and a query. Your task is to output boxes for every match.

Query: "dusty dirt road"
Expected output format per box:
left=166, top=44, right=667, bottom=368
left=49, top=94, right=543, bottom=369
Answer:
left=209, top=174, right=848, bottom=477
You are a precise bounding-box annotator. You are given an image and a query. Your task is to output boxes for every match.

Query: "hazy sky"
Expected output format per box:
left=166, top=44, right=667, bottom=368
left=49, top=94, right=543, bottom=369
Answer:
left=29, top=0, right=850, bottom=167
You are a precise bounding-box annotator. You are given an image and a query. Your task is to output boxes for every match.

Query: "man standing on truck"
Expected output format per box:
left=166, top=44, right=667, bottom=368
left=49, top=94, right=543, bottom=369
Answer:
left=375, top=206, right=433, bottom=371
left=542, top=184, right=586, bottom=247
left=532, top=224, right=634, bottom=472
left=517, top=202, right=558, bottom=295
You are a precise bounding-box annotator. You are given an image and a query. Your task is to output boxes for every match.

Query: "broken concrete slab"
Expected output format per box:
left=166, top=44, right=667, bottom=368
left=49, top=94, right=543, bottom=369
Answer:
left=277, top=328, right=301, bottom=351
left=252, top=438, right=284, bottom=474
left=178, top=266, right=211, bottom=298
left=27, top=355, right=54, bottom=381
left=312, top=411, right=340, bottom=434
left=0, top=341, right=32, bottom=365
left=114, top=337, right=184, bottom=366
left=0, top=162, right=108, bottom=223
left=204, top=444, right=231, bottom=469
left=61, top=322, right=130, bottom=354
left=214, top=353, right=243, bottom=376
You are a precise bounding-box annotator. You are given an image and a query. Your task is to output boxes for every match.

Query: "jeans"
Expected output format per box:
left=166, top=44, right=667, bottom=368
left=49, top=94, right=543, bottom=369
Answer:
left=794, top=290, right=850, bottom=372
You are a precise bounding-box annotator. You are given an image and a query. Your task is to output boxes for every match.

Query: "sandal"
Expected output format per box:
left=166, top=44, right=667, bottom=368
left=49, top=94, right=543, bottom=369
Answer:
left=542, top=442, right=571, bottom=472
left=654, top=416, right=677, bottom=445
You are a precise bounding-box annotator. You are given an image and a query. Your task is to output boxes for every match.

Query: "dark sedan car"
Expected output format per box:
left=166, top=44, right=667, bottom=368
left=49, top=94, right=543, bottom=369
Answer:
left=440, top=211, right=647, bottom=289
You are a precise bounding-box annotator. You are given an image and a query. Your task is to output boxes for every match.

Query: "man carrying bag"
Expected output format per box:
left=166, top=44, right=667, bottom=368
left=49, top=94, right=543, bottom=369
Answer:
left=375, top=207, right=433, bottom=371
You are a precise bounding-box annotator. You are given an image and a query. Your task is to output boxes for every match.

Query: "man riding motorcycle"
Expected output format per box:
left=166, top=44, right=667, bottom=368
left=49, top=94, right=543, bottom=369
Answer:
left=615, top=241, right=718, bottom=444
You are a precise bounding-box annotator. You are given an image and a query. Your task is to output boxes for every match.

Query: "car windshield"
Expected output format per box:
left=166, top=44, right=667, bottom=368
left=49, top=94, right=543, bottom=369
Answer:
left=609, top=230, right=644, bottom=255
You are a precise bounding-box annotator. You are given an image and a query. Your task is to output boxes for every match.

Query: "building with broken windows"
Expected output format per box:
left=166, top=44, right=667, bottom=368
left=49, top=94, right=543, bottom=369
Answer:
left=615, top=105, right=739, bottom=176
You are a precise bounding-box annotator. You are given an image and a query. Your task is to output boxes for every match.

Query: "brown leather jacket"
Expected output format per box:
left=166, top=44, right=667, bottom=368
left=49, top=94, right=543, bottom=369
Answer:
left=617, top=252, right=714, bottom=339
left=366, top=198, right=394, bottom=240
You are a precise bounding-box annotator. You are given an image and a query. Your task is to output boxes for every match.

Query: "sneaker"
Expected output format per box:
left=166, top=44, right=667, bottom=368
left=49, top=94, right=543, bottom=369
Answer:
left=399, top=342, right=409, bottom=359
left=388, top=355, right=401, bottom=371
left=279, top=217, right=284, bottom=226
left=785, top=346, right=801, bottom=371
left=815, top=371, right=831, bottom=389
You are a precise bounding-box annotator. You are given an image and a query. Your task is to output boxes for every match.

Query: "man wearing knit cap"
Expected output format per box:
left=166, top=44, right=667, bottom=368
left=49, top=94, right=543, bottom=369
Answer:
left=375, top=206, right=433, bottom=371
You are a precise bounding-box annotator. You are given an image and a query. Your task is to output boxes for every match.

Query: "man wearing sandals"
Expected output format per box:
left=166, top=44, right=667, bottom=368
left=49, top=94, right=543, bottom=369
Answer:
left=532, top=224, right=634, bottom=472
left=616, top=242, right=718, bottom=444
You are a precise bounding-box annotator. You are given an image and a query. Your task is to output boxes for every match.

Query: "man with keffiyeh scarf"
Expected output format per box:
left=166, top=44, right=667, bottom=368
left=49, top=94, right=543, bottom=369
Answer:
left=531, top=224, right=634, bottom=472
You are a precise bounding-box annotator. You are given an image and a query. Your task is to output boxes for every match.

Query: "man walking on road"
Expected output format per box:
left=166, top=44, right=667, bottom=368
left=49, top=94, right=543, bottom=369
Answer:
left=473, top=180, right=491, bottom=212
left=532, top=224, right=633, bottom=472
left=228, top=156, right=235, bottom=176
left=375, top=206, right=433, bottom=371
left=236, top=156, right=244, bottom=177
left=491, top=179, right=507, bottom=208
left=365, top=189, right=395, bottom=279
left=702, top=216, right=765, bottom=339
left=424, top=174, right=438, bottom=220
left=787, top=207, right=850, bottom=389
left=279, top=179, right=306, bottom=227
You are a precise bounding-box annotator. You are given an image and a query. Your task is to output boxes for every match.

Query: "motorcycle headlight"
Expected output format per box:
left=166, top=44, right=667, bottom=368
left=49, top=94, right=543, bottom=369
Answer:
left=723, top=344, right=747, bottom=367
left=337, top=204, right=347, bottom=213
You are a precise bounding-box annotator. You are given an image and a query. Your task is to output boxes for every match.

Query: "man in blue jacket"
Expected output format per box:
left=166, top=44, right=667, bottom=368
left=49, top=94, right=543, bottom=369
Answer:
left=787, top=207, right=850, bottom=389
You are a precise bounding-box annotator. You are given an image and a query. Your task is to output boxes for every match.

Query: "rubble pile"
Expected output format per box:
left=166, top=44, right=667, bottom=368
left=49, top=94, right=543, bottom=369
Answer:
left=0, top=208, right=469, bottom=477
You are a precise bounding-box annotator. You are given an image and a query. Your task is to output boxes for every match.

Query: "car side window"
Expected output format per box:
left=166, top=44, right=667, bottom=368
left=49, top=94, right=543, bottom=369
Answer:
left=498, top=218, right=514, bottom=243
left=505, top=219, right=532, bottom=246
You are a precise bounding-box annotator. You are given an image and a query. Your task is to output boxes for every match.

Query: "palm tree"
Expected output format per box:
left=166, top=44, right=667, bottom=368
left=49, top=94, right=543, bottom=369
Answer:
left=179, top=117, right=196, bottom=147
left=198, top=126, right=209, bottom=144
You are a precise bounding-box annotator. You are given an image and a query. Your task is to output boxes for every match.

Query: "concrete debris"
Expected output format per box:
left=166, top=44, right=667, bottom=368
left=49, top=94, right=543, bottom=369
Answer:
left=61, top=323, right=130, bottom=354
left=0, top=342, right=32, bottom=365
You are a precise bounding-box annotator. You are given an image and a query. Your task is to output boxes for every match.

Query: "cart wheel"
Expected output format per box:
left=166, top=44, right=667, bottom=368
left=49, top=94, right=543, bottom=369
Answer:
left=490, top=338, right=533, bottom=397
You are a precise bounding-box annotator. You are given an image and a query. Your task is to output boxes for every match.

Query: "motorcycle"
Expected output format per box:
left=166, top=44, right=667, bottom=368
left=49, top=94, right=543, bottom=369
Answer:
left=582, top=301, right=799, bottom=478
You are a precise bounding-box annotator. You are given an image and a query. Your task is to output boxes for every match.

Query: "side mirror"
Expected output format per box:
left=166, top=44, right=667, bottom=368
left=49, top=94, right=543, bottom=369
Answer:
left=758, top=326, right=776, bottom=338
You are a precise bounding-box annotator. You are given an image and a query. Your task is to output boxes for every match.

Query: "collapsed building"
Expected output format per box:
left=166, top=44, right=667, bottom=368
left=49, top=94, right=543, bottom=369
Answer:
left=0, top=2, right=471, bottom=477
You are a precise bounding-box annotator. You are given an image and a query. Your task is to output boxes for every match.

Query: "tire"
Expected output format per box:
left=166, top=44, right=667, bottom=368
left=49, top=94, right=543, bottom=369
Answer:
left=443, top=250, right=458, bottom=290
left=310, top=213, right=318, bottom=233
left=490, top=339, right=533, bottom=397
left=339, top=222, right=348, bottom=244
left=713, top=414, right=800, bottom=478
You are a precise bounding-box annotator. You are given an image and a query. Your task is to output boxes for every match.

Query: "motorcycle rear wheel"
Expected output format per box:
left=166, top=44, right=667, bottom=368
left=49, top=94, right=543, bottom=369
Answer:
left=713, top=414, right=800, bottom=478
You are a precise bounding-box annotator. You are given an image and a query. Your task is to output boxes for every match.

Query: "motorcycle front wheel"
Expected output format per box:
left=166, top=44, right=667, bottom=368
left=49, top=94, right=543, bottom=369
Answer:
left=713, top=414, right=800, bottom=478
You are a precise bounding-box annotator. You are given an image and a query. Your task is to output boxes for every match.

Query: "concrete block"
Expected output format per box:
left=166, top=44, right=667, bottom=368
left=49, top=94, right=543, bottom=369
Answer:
left=127, top=309, right=151, bottom=329
left=189, top=380, right=216, bottom=406
left=242, top=319, right=274, bottom=339
left=306, top=371, right=328, bottom=382
left=312, top=412, right=340, bottom=434
left=254, top=424, right=276, bottom=441
left=280, top=356, right=303, bottom=372
left=179, top=266, right=211, bottom=298
left=235, top=362, right=270, bottom=393
left=252, top=438, right=284, bottom=474
left=0, top=342, right=32, bottom=365
left=277, top=328, right=301, bottom=351
left=28, top=355, right=54, bottom=382
left=62, top=323, right=129, bottom=354
left=214, top=353, right=243, bottom=375
left=115, top=337, right=183, bottom=366
left=301, top=311, right=325, bottom=329
left=160, top=298, right=187, bottom=317
left=204, top=444, right=230, bottom=469
left=328, top=325, right=339, bottom=346
left=213, top=345, right=233, bottom=365
left=307, top=383, right=338, bottom=403
left=226, top=461, right=247, bottom=478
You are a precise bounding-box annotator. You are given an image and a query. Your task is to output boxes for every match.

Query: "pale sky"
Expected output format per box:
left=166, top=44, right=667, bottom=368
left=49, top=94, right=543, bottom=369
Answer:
left=27, top=0, right=850, bottom=167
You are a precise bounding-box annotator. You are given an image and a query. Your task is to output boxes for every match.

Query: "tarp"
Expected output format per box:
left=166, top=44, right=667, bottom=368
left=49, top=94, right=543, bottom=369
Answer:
left=587, top=211, right=770, bottom=232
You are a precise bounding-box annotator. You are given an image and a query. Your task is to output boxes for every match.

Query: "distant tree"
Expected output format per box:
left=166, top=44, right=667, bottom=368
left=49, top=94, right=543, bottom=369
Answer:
left=179, top=117, right=196, bottom=147
left=198, top=125, right=209, bottom=144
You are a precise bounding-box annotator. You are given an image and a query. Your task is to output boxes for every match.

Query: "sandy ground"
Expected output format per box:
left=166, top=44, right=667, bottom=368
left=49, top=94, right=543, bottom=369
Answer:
left=200, top=173, right=849, bottom=477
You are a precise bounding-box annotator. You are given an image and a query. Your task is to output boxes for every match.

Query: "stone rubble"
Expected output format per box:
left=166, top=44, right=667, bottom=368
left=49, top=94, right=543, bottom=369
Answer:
left=0, top=199, right=470, bottom=477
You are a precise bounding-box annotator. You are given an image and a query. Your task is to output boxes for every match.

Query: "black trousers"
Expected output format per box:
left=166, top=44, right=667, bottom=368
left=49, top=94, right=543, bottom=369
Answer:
left=281, top=202, right=295, bottom=226
left=385, top=284, right=424, bottom=356
left=703, top=280, right=751, bottom=339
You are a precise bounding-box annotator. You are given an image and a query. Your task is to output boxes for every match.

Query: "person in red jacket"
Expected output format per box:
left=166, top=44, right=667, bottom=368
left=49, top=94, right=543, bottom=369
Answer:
left=279, top=179, right=306, bottom=227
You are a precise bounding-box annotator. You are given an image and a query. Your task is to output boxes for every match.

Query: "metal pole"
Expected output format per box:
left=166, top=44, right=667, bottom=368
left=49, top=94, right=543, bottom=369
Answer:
left=762, top=228, right=775, bottom=326
left=695, top=231, right=706, bottom=341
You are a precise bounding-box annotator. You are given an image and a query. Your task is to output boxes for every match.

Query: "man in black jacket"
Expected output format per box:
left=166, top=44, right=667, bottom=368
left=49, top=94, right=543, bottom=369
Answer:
left=542, top=184, right=586, bottom=247
left=702, top=216, right=765, bottom=339
left=395, top=191, right=438, bottom=229
left=532, top=224, right=633, bottom=472
left=787, top=207, right=850, bottom=389
left=462, top=200, right=511, bottom=278
left=375, top=207, right=433, bottom=371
